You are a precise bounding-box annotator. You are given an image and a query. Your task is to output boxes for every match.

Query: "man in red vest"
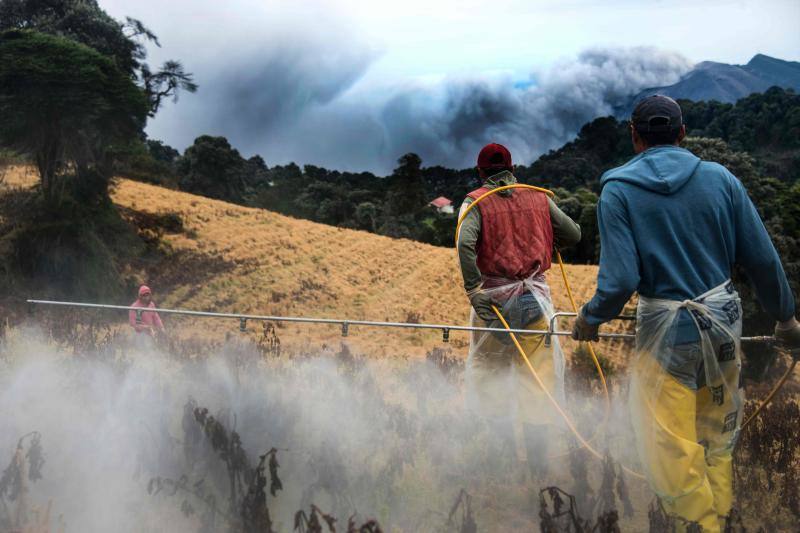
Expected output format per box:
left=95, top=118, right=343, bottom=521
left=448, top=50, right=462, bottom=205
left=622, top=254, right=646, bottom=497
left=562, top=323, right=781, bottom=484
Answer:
left=457, top=143, right=581, bottom=476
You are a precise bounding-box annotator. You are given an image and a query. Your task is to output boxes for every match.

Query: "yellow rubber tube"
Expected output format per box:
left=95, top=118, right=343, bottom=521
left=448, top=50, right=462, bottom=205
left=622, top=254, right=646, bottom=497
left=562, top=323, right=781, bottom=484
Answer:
left=455, top=184, right=612, bottom=448
left=491, top=304, right=644, bottom=479
left=742, top=358, right=797, bottom=429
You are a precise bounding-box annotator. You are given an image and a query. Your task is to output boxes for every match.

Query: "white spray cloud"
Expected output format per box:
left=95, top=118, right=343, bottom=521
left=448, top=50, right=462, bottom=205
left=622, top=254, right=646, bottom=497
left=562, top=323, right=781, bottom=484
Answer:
left=0, top=329, right=646, bottom=531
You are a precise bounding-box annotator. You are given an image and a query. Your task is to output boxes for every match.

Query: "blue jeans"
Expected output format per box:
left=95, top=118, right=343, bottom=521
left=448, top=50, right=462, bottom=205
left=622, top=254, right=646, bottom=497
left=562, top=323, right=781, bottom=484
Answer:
left=491, top=293, right=543, bottom=345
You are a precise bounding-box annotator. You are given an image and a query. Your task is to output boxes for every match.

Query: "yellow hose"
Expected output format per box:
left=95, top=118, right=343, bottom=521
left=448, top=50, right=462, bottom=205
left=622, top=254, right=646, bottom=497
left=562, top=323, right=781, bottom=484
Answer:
left=742, top=358, right=797, bottom=429
left=455, top=184, right=612, bottom=450
left=492, top=304, right=645, bottom=479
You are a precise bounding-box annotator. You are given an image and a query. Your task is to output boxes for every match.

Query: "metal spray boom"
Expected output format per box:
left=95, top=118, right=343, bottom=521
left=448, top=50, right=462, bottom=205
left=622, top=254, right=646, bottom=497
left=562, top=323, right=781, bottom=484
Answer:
left=26, top=299, right=775, bottom=345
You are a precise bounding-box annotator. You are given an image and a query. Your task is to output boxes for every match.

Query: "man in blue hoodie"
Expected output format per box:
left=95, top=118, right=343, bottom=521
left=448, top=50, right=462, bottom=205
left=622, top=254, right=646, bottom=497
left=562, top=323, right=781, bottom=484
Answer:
left=572, top=95, right=800, bottom=532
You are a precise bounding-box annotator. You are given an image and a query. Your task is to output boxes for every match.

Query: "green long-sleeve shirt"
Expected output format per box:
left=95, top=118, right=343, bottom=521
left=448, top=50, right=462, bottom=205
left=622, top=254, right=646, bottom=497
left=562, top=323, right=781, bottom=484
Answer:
left=457, top=171, right=582, bottom=292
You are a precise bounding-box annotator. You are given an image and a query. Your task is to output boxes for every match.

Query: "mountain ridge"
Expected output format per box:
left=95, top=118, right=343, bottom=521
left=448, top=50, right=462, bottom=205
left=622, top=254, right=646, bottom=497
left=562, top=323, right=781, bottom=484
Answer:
left=625, top=54, right=800, bottom=112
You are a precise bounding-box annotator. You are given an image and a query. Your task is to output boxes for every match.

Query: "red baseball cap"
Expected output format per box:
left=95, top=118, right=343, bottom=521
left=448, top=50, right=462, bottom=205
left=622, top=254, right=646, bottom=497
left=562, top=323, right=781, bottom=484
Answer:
left=477, top=143, right=512, bottom=170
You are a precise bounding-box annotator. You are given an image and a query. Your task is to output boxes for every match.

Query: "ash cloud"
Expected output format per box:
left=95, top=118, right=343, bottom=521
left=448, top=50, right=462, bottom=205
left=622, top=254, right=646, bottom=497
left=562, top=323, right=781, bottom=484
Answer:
left=202, top=44, right=377, bottom=139
left=111, top=0, right=689, bottom=172
left=136, top=0, right=382, bottom=168
left=376, top=47, right=692, bottom=170
left=124, top=0, right=693, bottom=175
left=152, top=43, right=690, bottom=174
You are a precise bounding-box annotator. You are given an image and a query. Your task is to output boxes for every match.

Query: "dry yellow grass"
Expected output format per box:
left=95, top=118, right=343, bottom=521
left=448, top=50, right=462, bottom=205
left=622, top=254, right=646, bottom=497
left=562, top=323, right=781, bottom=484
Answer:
left=110, top=177, right=637, bottom=361
left=2, top=165, right=635, bottom=361
left=0, top=164, right=38, bottom=192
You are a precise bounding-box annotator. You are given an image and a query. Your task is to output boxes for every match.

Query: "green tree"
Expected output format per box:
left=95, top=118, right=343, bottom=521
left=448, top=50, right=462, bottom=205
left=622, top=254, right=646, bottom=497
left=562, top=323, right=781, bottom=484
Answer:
left=178, top=136, right=247, bottom=202
left=355, top=202, right=379, bottom=232
left=386, top=153, right=427, bottom=216
left=680, top=88, right=800, bottom=180
left=243, top=155, right=269, bottom=186
left=114, top=138, right=180, bottom=188
left=0, top=30, right=149, bottom=202
left=683, top=137, right=799, bottom=368
left=146, top=139, right=180, bottom=164
left=0, top=0, right=196, bottom=115
left=417, top=212, right=456, bottom=246
left=253, top=163, right=303, bottom=213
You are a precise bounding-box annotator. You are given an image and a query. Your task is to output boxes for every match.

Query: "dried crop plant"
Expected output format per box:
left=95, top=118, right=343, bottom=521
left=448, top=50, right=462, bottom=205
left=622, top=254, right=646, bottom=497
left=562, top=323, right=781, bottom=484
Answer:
left=0, top=432, right=46, bottom=532
left=595, top=453, right=633, bottom=519
left=445, top=489, right=477, bottom=533
left=41, top=308, right=123, bottom=359
left=150, top=400, right=283, bottom=533
left=539, top=485, right=622, bottom=533
left=647, top=498, right=701, bottom=533
left=539, top=486, right=588, bottom=532
left=567, top=441, right=593, bottom=514
left=292, top=504, right=383, bottom=533
left=155, top=399, right=388, bottom=533
left=732, top=396, right=800, bottom=529
left=537, top=451, right=634, bottom=533
left=257, top=323, right=281, bottom=359
left=345, top=516, right=382, bottom=533
left=293, top=505, right=338, bottom=533
left=425, top=347, right=464, bottom=379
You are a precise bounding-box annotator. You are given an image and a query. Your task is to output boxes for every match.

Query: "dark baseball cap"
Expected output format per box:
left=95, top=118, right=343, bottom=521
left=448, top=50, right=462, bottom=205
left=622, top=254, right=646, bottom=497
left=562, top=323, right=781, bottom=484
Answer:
left=632, top=95, right=683, bottom=133
left=477, top=143, right=512, bottom=169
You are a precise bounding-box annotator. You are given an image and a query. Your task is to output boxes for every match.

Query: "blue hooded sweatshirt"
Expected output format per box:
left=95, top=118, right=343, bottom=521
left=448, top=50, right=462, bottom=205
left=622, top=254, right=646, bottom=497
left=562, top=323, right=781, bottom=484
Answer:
left=583, top=145, right=795, bottom=342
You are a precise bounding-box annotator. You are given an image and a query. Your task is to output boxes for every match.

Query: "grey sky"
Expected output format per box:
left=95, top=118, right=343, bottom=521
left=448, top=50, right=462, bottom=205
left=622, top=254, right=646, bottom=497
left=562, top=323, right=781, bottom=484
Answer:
left=101, top=0, right=800, bottom=173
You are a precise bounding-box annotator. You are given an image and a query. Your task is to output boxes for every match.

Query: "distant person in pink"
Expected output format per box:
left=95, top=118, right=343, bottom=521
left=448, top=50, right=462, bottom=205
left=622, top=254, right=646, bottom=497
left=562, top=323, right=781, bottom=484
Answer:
left=129, top=285, right=164, bottom=337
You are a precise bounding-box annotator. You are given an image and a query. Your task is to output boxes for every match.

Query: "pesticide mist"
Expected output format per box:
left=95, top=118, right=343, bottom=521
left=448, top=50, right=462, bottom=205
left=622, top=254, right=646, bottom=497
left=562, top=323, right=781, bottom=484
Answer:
left=0, top=325, right=649, bottom=532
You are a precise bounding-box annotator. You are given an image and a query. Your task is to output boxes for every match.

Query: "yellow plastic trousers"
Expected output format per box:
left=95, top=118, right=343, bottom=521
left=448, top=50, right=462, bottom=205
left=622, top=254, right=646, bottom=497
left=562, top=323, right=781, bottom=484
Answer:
left=466, top=313, right=559, bottom=427
left=630, top=355, right=735, bottom=532
left=630, top=281, right=743, bottom=533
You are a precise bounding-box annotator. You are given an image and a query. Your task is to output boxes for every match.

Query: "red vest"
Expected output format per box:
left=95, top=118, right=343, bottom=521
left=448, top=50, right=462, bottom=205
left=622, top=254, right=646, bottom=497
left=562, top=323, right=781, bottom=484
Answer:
left=467, top=187, right=553, bottom=280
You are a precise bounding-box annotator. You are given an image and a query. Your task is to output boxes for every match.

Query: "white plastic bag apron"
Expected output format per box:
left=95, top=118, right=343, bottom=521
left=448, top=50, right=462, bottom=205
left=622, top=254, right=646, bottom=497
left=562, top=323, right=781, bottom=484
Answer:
left=465, top=273, right=566, bottom=426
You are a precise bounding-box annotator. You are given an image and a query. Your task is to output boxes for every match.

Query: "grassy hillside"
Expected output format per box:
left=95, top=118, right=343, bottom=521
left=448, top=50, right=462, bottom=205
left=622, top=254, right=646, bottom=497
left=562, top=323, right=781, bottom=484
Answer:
left=3, top=165, right=635, bottom=360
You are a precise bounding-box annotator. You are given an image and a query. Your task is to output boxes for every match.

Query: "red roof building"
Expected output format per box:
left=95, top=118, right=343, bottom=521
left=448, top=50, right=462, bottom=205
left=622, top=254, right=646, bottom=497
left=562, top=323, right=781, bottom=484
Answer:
left=428, top=196, right=454, bottom=214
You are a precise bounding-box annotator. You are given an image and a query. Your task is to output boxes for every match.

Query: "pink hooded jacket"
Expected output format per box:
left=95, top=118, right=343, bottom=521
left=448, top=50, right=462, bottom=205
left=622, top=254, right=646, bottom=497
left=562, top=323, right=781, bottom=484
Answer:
left=129, top=285, right=164, bottom=334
